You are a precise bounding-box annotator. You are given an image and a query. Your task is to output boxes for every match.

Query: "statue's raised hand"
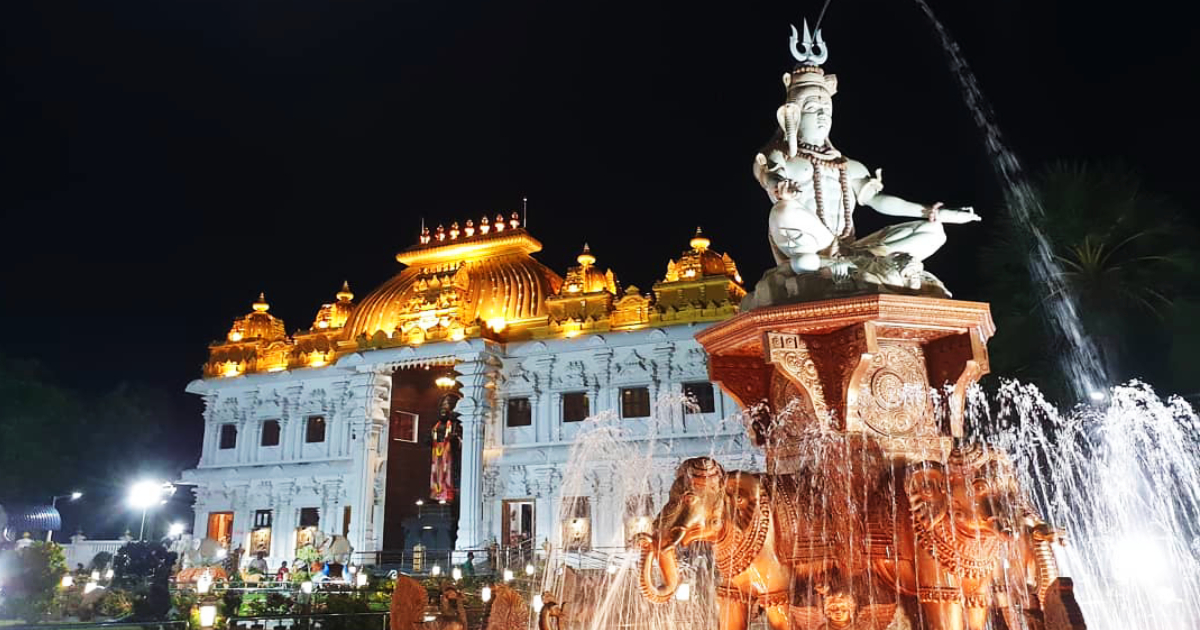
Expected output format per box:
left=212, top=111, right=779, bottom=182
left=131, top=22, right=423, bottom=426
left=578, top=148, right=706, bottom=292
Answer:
left=924, top=203, right=980, bottom=224
left=775, top=179, right=799, bottom=201
left=856, top=168, right=884, bottom=205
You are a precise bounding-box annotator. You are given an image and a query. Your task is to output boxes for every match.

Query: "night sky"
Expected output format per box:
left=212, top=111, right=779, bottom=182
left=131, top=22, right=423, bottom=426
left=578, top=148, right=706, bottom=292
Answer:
left=2, top=0, right=1196, bottom=476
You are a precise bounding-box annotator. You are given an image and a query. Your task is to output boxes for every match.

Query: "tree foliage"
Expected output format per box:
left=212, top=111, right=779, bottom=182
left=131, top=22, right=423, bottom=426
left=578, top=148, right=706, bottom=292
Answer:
left=0, top=541, right=68, bottom=621
left=981, top=161, right=1199, bottom=401
left=112, top=541, right=177, bottom=620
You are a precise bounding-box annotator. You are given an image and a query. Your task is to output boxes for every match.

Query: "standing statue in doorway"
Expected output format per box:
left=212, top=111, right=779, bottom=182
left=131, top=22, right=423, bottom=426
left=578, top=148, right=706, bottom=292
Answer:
left=430, top=392, right=462, bottom=502
left=746, top=22, right=980, bottom=308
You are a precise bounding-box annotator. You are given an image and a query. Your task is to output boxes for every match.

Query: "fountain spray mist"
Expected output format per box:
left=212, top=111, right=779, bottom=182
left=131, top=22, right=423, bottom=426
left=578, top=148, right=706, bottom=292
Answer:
left=912, top=0, right=1108, bottom=401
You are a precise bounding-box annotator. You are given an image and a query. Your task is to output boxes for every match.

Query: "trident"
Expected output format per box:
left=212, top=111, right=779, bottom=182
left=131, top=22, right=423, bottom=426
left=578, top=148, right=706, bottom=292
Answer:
left=789, top=20, right=828, bottom=65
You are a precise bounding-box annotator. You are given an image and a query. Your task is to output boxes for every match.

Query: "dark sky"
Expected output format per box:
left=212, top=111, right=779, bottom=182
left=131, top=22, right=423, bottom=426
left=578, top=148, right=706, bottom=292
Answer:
left=2, top=0, right=1196, bottom=468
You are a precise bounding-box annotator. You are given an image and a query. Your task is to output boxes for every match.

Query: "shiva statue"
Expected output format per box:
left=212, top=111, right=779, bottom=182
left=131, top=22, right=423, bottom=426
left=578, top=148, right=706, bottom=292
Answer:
left=748, top=22, right=978, bottom=305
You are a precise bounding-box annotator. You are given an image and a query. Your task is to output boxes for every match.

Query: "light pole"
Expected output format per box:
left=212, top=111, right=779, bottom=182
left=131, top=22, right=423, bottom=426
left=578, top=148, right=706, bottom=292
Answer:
left=47, top=491, right=83, bottom=542
left=128, top=481, right=175, bottom=541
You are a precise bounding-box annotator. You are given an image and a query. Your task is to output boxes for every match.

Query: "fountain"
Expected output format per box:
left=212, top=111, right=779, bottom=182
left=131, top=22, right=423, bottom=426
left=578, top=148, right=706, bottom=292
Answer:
left=527, top=17, right=1199, bottom=630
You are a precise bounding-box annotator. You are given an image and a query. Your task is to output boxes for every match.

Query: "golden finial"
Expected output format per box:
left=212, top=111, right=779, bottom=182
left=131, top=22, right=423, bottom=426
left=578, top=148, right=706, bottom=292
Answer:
left=509, top=211, right=520, bottom=229
left=480, top=215, right=491, bottom=235
left=252, top=292, right=270, bottom=312
left=336, top=281, right=354, bottom=302
left=435, top=224, right=446, bottom=241
left=495, top=213, right=506, bottom=232
left=464, top=219, right=476, bottom=237
left=689, top=226, right=711, bottom=251
left=449, top=221, right=460, bottom=239
left=577, top=243, right=596, bottom=267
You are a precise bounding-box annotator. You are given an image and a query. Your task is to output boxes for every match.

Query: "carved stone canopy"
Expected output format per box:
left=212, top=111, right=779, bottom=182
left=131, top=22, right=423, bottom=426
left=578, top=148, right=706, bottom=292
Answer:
left=695, top=295, right=993, bottom=463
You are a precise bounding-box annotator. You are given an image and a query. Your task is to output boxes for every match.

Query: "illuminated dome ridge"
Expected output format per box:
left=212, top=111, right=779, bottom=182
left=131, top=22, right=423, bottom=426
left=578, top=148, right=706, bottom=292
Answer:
left=343, top=224, right=563, bottom=345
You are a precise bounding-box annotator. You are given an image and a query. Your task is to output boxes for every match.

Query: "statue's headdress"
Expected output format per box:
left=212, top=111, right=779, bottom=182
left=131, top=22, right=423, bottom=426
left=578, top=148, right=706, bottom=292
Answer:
left=783, top=20, right=837, bottom=98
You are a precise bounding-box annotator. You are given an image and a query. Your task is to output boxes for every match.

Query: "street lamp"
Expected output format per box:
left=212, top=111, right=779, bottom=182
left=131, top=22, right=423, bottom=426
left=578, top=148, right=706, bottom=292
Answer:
left=168, top=522, right=186, bottom=538
left=47, top=491, right=83, bottom=542
left=128, top=481, right=175, bottom=541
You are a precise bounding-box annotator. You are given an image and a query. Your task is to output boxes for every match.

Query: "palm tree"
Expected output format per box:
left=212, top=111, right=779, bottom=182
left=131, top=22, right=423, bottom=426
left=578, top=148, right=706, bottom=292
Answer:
left=980, top=161, right=1197, bottom=401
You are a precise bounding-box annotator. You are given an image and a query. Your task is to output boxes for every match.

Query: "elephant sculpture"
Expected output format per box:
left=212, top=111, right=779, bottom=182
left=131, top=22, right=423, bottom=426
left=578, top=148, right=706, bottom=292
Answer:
left=391, top=577, right=467, bottom=630
left=637, top=445, right=1065, bottom=630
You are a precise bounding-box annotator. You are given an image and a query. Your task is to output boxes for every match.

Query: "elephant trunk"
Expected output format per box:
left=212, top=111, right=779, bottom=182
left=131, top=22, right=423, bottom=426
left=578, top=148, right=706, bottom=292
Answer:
left=1030, top=526, right=1062, bottom=609
left=777, top=103, right=802, bottom=158
left=637, top=543, right=680, bottom=604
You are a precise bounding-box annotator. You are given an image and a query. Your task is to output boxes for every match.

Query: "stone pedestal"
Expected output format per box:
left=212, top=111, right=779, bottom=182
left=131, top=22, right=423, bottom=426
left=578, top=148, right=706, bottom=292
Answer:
left=696, top=295, right=994, bottom=466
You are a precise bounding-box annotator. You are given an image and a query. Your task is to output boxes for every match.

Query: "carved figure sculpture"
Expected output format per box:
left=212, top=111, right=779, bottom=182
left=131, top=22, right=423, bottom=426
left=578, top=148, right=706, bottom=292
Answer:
left=637, top=451, right=1065, bottom=630
left=485, top=583, right=531, bottom=630
left=391, top=577, right=467, bottom=630
left=751, top=23, right=979, bottom=300
left=538, top=591, right=566, bottom=630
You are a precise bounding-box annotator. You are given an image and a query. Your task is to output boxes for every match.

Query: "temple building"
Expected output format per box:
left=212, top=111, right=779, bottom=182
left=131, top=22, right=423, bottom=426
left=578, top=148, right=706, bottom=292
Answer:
left=181, top=217, right=758, bottom=564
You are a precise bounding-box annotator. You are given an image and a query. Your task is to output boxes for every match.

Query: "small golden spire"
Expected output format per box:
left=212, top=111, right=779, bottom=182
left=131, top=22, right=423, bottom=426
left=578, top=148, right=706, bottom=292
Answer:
left=252, top=292, right=270, bottom=312
left=689, top=226, right=711, bottom=251
left=577, top=243, right=596, bottom=267
left=337, top=280, right=354, bottom=302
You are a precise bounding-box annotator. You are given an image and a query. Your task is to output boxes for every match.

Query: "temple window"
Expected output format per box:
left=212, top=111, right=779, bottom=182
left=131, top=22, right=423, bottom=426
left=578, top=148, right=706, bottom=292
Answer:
left=305, top=416, right=326, bottom=443
left=561, top=497, right=592, bottom=551
left=562, top=392, right=589, bottom=423
left=621, top=387, right=651, bottom=418
left=506, top=397, right=532, bottom=427
left=219, top=424, right=237, bottom=450
left=251, top=509, right=272, bottom=555
left=207, top=512, right=234, bottom=546
left=623, top=494, right=654, bottom=544
left=683, top=382, right=716, bottom=414
left=261, top=420, right=281, bottom=446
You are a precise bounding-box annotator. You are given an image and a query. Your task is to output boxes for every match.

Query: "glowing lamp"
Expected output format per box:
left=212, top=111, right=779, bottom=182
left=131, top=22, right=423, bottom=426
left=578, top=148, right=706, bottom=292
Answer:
left=423, top=616, right=436, bottom=622
left=196, top=572, right=213, bottom=594
left=606, top=564, right=617, bottom=575
left=84, top=581, right=98, bottom=594
left=503, top=569, right=514, bottom=582
left=128, top=481, right=164, bottom=509
left=70, top=491, right=83, bottom=500
left=61, top=575, right=74, bottom=588
left=525, top=563, right=534, bottom=576
left=356, top=573, right=368, bottom=588
left=532, top=594, right=544, bottom=612
left=452, top=567, right=462, bottom=581
left=198, top=604, right=218, bottom=629
left=431, top=565, right=442, bottom=576
left=481, top=585, right=492, bottom=602
left=435, top=375, right=456, bottom=389
left=301, top=580, right=314, bottom=594
left=168, top=522, right=186, bottom=537
left=675, top=583, right=691, bottom=601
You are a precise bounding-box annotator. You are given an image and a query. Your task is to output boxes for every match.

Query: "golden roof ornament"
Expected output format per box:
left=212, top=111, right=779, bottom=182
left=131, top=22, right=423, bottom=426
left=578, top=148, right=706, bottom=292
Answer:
left=577, top=243, right=596, bottom=267
left=252, top=292, right=270, bottom=312
left=689, top=226, right=711, bottom=252
left=336, top=280, right=354, bottom=302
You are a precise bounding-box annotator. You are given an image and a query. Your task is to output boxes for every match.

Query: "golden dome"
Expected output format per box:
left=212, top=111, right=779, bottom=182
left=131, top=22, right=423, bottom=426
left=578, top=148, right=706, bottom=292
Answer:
left=312, top=281, right=355, bottom=330
left=343, top=227, right=562, bottom=343
left=558, top=244, right=616, bottom=296
left=227, top=293, right=286, bottom=342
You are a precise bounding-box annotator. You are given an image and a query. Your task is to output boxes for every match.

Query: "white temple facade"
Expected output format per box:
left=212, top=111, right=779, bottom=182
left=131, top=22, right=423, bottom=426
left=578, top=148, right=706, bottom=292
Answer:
left=181, top=220, right=759, bottom=567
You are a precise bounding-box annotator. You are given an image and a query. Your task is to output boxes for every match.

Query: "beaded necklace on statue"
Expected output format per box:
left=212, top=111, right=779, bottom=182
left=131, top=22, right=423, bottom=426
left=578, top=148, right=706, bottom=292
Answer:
left=800, top=142, right=855, bottom=248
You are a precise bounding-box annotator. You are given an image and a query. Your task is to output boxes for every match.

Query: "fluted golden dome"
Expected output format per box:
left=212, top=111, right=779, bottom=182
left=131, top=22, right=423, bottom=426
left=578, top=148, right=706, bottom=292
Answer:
left=227, top=293, right=286, bottom=342
left=343, top=227, right=562, bottom=344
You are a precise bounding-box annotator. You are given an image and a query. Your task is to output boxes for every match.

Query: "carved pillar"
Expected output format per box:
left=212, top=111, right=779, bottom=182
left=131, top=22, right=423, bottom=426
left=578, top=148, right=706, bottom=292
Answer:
left=455, top=352, right=501, bottom=550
